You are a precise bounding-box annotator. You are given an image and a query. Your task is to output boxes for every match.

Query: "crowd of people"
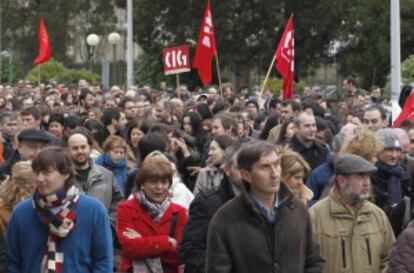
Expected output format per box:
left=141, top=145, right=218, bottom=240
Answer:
left=0, top=78, right=414, bottom=273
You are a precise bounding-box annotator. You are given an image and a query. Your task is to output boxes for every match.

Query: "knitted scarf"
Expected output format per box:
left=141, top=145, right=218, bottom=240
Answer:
left=135, top=190, right=170, bottom=223
left=98, top=154, right=127, bottom=191
left=376, top=160, right=404, bottom=206
left=133, top=191, right=170, bottom=273
left=33, top=185, right=80, bottom=273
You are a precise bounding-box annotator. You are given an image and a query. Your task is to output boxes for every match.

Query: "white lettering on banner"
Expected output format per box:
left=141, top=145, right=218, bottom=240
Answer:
left=200, top=11, right=213, bottom=49
left=202, top=36, right=211, bottom=48
left=177, top=50, right=183, bottom=66
left=205, top=12, right=212, bottom=27
left=165, top=52, right=171, bottom=67
left=162, top=45, right=190, bottom=75
left=172, top=51, right=176, bottom=67
left=281, top=30, right=294, bottom=71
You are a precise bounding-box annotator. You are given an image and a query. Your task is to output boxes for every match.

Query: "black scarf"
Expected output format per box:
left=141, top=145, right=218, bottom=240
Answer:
left=376, top=160, right=404, bottom=205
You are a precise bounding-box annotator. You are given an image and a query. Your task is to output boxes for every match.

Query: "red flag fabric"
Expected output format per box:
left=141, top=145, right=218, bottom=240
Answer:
left=193, top=0, right=217, bottom=86
left=274, top=14, right=294, bottom=99
left=393, top=92, right=414, bottom=127
left=34, top=18, right=52, bottom=65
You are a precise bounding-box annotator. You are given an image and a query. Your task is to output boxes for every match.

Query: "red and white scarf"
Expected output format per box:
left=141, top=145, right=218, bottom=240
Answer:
left=33, top=185, right=80, bottom=273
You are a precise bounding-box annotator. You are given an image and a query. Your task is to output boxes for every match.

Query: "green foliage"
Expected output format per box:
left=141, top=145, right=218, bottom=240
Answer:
left=0, top=56, right=25, bottom=83
left=119, top=0, right=356, bottom=88
left=384, top=54, right=414, bottom=98
left=135, top=52, right=168, bottom=87
left=26, top=59, right=99, bottom=84
left=2, top=0, right=116, bottom=73
left=59, top=69, right=100, bottom=84
left=264, top=77, right=282, bottom=96
left=26, top=60, right=66, bottom=83
left=335, top=0, right=390, bottom=89
left=264, top=77, right=305, bottom=96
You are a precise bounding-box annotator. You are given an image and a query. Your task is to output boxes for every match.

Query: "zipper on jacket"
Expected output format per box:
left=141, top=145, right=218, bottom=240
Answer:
left=364, top=234, right=372, bottom=265
left=341, top=236, right=347, bottom=269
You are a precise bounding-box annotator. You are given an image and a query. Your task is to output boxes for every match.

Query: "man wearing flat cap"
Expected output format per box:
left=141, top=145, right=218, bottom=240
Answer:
left=0, top=128, right=51, bottom=181
left=309, top=154, right=395, bottom=273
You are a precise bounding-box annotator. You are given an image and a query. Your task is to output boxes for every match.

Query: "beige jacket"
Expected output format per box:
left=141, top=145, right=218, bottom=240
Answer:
left=267, top=124, right=282, bottom=144
left=309, top=188, right=395, bottom=273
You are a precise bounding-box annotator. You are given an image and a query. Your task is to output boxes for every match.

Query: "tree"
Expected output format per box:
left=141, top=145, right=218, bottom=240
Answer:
left=2, top=0, right=117, bottom=74
left=117, top=0, right=354, bottom=87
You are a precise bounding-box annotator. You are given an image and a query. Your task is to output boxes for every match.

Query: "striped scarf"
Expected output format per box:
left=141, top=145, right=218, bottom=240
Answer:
left=33, top=185, right=80, bottom=273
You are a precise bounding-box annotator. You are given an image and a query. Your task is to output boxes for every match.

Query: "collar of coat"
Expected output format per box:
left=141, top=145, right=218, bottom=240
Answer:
left=328, top=187, right=374, bottom=222
left=123, top=198, right=181, bottom=228
left=289, top=134, right=319, bottom=151
left=240, top=182, right=295, bottom=220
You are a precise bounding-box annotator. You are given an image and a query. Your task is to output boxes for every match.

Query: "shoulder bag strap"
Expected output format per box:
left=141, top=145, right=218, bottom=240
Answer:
left=169, top=212, right=179, bottom=238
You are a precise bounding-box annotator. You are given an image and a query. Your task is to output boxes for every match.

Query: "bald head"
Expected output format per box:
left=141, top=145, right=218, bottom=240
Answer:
left=67, top=133, right=92, bottom=169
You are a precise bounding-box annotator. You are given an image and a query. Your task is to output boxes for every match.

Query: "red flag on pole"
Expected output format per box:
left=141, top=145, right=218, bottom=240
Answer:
left=34, top=17, right=52, bottom=65
left=393, top=92, right=414, bottom=127
left=193, top=0, right=217, bottom=86
left=274, top=14, right=294, bottom=99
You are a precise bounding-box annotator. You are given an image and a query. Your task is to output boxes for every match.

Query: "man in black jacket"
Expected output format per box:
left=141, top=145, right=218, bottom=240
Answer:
left=179, top=143, right=242, bottom=273
left=289, top=111, right=329, bottom=171
left=206, top=141, right=324, bottom=273
left=94, top=107, right=127, bottom=148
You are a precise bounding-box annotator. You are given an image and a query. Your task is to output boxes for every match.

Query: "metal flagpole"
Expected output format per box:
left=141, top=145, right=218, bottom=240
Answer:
left=391, top=0, right=401, bottom=102
left=126, top=0, right=134, bottom=87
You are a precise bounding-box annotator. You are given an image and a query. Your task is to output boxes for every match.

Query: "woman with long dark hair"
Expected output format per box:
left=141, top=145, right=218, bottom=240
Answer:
left=259, top=115, right=280, bottom=140
left=276, top=118, right=295, bottom=146
left=181, top=112, right=208, bottom=154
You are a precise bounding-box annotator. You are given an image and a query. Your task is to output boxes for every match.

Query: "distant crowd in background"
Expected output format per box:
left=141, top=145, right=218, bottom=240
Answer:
left=0, top=77, right=414, bottom=273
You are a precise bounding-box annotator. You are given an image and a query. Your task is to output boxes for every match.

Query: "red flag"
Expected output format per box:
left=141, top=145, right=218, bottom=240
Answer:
left=274, top=14, right=294, bottom=99
left=393, top=92, right=414, bottom=127
left=193, top=0, right=217, bottom=86
left=34, top=17, right=52, bottom=65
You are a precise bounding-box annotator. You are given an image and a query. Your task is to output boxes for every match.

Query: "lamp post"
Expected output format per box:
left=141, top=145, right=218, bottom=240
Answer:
left=108, top=32, right=121, bottom=61
left=86, top=33, right=100, bottom=70
left=108, top=32, right=122, bottom=87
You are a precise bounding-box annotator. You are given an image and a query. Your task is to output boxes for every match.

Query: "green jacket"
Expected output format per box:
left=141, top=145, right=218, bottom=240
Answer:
left=309, top=188, right=395, bottom=273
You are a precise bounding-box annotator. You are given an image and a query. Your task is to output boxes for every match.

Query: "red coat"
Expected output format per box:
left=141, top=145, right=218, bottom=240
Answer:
left=116, top=198, right=188, bottom=273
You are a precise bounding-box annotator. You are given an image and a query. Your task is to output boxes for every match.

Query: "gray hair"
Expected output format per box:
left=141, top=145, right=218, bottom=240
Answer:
left=332, top=132, right=348, bottom=153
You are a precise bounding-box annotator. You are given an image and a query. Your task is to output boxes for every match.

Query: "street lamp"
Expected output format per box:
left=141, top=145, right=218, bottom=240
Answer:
left=108, top=32, right=121, bottom=62
left=86, top=33, right=100, bottom=62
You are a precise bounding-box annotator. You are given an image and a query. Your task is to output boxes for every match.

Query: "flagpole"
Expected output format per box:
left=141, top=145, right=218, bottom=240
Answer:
left=214, top=53, right=223, bottom=98
left=260, top=55, right=276, bottom=98
left=176, top=73, right=181, bottom=100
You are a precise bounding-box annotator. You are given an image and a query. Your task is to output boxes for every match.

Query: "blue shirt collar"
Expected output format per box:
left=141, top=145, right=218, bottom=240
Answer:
left=248, top=191, right=280, bottom=223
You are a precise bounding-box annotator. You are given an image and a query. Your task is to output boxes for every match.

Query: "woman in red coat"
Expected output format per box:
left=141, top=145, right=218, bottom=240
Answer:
left=116, top=151, right=188, bottom=273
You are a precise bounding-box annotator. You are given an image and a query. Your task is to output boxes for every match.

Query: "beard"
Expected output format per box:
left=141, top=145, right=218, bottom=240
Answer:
left=72, top=155, right=89, bottom=167
left=345, top=184, right=369, bottom=206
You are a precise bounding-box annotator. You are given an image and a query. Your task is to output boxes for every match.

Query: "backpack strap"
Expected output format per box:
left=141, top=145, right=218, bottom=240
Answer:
left=169, top=212, right=179, bottom=238
left=403, top=196, right=411, bottom=228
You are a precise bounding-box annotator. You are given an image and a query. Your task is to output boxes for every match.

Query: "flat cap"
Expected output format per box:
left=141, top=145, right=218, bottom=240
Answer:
left=335, top=153, right=377, bottom=175
left=18, top=129, right=51, bottom=143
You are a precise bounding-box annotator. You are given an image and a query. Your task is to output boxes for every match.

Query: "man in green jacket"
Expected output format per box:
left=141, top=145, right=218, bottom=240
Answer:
left=310, top=154, right=395, bottom=273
